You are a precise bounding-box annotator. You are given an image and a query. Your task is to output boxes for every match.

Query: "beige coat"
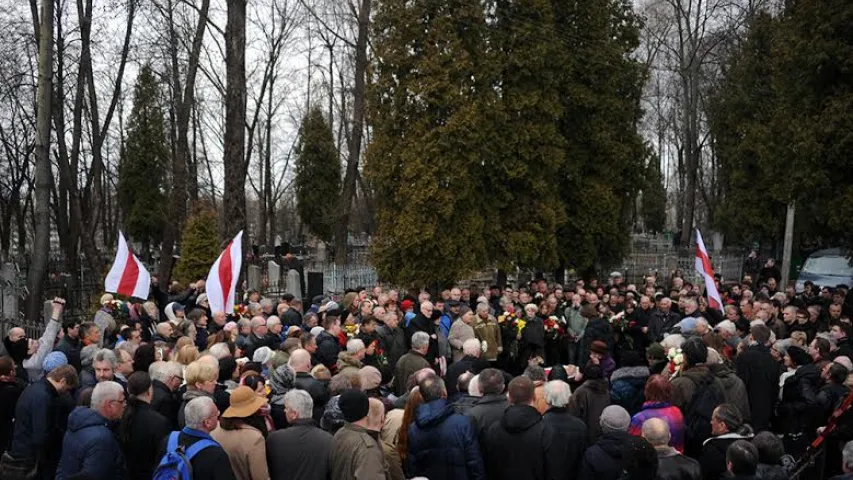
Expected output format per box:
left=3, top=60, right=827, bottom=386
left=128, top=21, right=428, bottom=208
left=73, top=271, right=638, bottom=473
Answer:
left=448, top=319, right=476, bottom=363
left=211, top=424, right=269, bottom=480
left=332, top=423, right=388, bottom=480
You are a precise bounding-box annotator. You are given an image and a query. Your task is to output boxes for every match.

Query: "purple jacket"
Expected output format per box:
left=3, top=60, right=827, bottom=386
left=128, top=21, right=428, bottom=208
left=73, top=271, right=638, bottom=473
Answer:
left=628, top=401, right=685, bottom=453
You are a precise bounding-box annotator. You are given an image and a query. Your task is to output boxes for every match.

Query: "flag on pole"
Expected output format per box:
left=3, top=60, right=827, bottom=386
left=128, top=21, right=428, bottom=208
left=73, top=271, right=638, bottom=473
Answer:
left=105, top=232, right=151, bottom=299
left=695, top=229, right=722, bottom=310
left=206, top=230, right=243, bottom=316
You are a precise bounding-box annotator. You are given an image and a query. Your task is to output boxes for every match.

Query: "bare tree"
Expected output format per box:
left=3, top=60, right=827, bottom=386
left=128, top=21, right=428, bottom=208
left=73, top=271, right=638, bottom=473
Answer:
left=26, top=0, right=53, bottom=321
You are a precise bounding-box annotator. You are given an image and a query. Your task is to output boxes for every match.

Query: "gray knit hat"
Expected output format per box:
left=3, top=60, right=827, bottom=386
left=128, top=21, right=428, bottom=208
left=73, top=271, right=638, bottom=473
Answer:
left=600, top=405, right=631, bottom=433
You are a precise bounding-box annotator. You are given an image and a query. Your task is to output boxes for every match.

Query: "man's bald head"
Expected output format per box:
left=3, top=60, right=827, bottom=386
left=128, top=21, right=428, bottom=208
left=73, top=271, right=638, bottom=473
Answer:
left=642, top=417, right=671, bottom=448
left=289, top=349, right=312, bottom=372
left=7, top=327, right=25, bottom=342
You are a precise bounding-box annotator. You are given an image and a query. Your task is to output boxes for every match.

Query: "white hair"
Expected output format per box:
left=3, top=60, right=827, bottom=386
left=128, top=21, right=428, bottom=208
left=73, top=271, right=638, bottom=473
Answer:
left=347, top=339, right=366, bottom=354
left=184, top=397, right=216, bottom=429
left=93, top=348, right=117, bottom=368
left=462, top=338, right=481, bottom=357
left=476, top=303, right=490, bottom=313
left=149, top=361, right=183, bottom=383
left=524, top=303, right=539, bottom=313
left=696, top=318, right=709, bottom=329
left=844, top=440, right=853, bottom=472
left=660, top=334, right=685, bottom=350
left=253, top=346, right=274, bottom=364
left=208, top=343, right=231, bottom=360
left=260, top=298, right=274, bottom=308
left=283, top=389, right=314, bottom=420
left=91, top=381, right=123, bottom=410
left=715, top=320, right=736, bottom=335
left=468, top=375, right=482, bottom=397
left=267, top=316, right=282, bottom=329
left=411, top=331, right=430, bottom=349
left=544, top=380, right=571, bottom=408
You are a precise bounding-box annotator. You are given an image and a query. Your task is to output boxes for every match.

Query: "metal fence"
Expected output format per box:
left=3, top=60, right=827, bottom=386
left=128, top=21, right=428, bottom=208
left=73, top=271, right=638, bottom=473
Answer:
left=618, top=249, right=744, bottom=287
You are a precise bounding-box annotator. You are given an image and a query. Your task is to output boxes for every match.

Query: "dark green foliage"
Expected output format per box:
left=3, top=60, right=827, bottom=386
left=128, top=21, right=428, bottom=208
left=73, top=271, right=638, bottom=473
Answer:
left=367, top=0, right=494, bottom=288
left=484, top=0, right=567, bottom=270
left=368, top=0, right=649, bottom=284
left=294, top=107, right=341, bottom=243
left=173, top=207, right=220, bottom=285
left=711, top=1, right=853, bottom=248
left=118, top=65, right=168, bottom=249
left=552, top=0, right=648, bottom=270
left=642, top=156, right=667, bottom=234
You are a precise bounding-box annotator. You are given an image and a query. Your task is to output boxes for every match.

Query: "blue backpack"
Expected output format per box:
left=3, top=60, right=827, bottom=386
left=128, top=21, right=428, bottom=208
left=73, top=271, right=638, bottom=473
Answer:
left=153, top=431, right=218, bottom=480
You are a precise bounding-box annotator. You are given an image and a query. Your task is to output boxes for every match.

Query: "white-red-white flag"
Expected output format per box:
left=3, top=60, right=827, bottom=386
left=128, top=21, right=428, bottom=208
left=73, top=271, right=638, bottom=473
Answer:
left=205, top=230, right=243, bottom=316
left=105, top=232, right=151, bottom=299
left=695, top=229, right=722, bottom=311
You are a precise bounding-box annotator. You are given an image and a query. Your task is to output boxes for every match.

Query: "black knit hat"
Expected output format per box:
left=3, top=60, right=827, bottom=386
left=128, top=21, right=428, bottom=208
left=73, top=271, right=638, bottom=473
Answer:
left=786, top=345, right=812, bottom=366
left=338, top=389, right=369, bottom=422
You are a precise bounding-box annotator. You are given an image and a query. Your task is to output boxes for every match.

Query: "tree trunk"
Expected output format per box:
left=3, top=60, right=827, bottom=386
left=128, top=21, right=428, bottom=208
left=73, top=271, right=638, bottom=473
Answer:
left=264, top=72, right=274, bottom=247
left=333, top=0, right=371, bottom=265
left=159, top=0, right=210, bottom=282
left=26, top=0, right=53, bottom=321
left=222, top=0, right=248, bottom=244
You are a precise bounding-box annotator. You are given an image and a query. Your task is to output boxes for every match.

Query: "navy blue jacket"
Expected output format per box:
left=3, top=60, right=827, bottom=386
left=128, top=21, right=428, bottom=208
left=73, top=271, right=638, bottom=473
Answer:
left=9, top=378, right=66, bottom=460
left=406, top=398, right=486, bottom=480
left=55, top=407, right=126, bottom=480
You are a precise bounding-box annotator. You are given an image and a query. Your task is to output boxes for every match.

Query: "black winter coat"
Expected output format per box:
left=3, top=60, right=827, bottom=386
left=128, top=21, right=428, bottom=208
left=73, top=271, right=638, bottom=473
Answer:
left=315, top=331, right=341, bottom=372
left=0, top=378, right=24, bottom=453
left=700, top=433, right=752, bottom=480
left=445, top=355, right=489, bottom=397
left=777, top=364, right=821, bottom=436
left=484, top=404, right=555, bottom=480
left=405, top=313, right=439, bottom=365
left=266, top=418, right=333, bottom=480
left=377, top=324, right=407, bottom=367
left=157, top=429, right=237, bottom=480
left=655, top=448, right=702, bottom=480
left=294, top=371, right=329, bottom=422
left=55, top=336, right=82, bottom=372
left=568, top=378, right=611, bottom=444
left=465, top=394, right=509, bottom=445
left=649, top=309, right=681, bottom=342
left=579, top=430, right=632, bottom=480
left=150, top=380, right=180, bottom=429
left=736, top=344, right=781, bottom=431
left=609, top=366, right=649, bottom=415
left=542, top=407, right=587, bottom=479
left=121, top=401, right=171, bottom=480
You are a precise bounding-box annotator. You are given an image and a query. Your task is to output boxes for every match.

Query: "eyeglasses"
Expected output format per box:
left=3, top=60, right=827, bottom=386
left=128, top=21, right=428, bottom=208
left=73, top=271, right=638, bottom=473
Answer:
left=110, top=397, right=127, bottom=406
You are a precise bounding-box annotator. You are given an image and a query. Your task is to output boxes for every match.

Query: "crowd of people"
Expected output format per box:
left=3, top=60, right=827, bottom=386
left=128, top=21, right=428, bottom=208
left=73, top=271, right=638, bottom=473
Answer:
left=2, top=268, right=853, bottom=480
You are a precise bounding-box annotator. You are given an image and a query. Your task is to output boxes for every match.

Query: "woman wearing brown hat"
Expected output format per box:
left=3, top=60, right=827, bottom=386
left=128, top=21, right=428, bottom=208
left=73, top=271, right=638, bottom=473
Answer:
left=211, top=385, right=270, bottom=480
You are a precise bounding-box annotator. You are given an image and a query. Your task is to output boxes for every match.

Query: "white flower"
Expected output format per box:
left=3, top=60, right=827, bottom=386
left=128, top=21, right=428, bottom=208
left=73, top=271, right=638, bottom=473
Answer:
left=481, top=340, right=488, bottom=353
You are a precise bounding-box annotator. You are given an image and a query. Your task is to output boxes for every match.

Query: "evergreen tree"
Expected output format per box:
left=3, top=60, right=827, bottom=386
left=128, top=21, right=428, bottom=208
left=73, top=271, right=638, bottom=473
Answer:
left=367, top=0, right=494, bottom=287
left=484, top=0, right=567, bottom=270
left=294, top=107, right=341, bottom=243
left=173, top=207, right=220, bottom=285
left=712, top=0, right=853, bottom=247
left=552, top=0, right=647, bottom=271
left=641, top=156, right=667, bottom=234
left=118, top=65, right=168, bottom=252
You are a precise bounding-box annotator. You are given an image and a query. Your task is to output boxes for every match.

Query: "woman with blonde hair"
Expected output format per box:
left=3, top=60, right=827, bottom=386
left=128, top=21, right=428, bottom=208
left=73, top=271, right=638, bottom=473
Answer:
left=170, top=337, right=193, bottom=361
left=178, top=359, right=219, bottom=427
left=175, top=344, right=200, bottom=366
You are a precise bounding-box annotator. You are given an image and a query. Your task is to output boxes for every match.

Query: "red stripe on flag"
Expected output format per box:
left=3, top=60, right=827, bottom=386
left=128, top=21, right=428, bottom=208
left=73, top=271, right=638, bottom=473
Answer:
left=218, top=241, right=234, bottom=307
left=117, top=251, right=140, bottom=296
left=696, top=245, right=714, bottom=276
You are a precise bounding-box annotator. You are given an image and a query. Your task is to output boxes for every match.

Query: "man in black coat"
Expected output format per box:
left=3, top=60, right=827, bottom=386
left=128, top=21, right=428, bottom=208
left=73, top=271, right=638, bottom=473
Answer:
left=735, top=324, right=782, bottom=432
left=55, top=318, right=82, bottom=372
left=377, top=311, right=407, bottom=368
left=579, top=405, right=634, bottom=480
left=445, top=338, right=489, bottom=397
left=266, top=390, right=332, bottom=480
left=542, top=380, right=587, bottom=479
left=158, top=396, right=236, bottom=480
left=642, top=417, right=701, bottom=480
left=483, top=376, right=556, bottom=480
left=0, top=356, right=24, bottom=453
left=465, top=368, right=509, bottom=445
left=833, top=324, right=853, bottom=360
left=405, top=301, right=439, bottom=365
left=149, top=361, right=183, bottom=429
left=289, top=349, right=330, bottom=422
left=649, top=297, right=681, bottom=342
left=315, top=315, right=343, bottom=372
left=123, top=373, right=172, bottom=480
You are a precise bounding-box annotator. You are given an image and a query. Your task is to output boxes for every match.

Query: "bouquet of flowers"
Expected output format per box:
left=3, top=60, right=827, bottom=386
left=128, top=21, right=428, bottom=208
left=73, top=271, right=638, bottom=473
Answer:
left=344, top=323, right=360, bottom=339
left=609, top=311, right=627, bottom=332
left=498, top=311, right=527, bottom=340
left=667, top=347, right=684, bottom=377
left=544, top=315, right=565, bottom=341
left=233, top=304, right=249, bottom=318
left=103, top=299, right=124, bottom=313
